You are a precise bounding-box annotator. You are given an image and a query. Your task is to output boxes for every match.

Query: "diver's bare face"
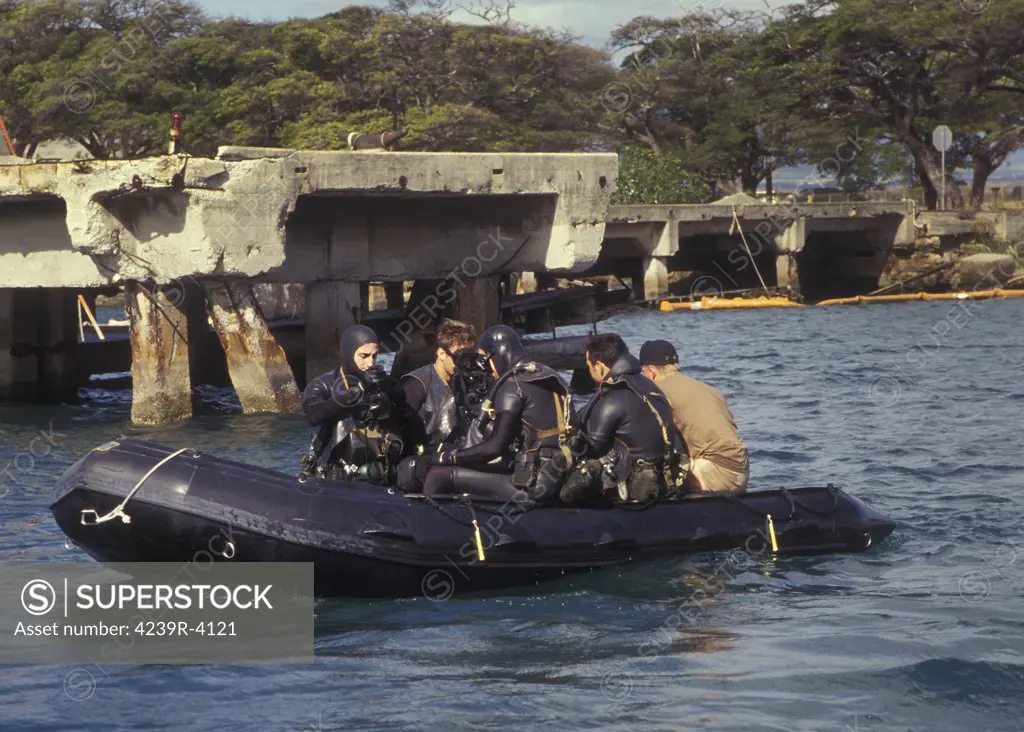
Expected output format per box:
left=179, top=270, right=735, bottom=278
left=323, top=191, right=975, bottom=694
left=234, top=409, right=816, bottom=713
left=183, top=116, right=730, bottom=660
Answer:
left=353, top=342, right=379, bottom=372
left=585, top=352, right=610, bottom=384
left=435, top=341, right=475, bottom=382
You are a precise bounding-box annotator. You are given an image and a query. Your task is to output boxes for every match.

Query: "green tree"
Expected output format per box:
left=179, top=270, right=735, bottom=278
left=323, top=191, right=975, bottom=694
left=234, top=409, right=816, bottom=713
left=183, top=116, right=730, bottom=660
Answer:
left=612, top=146, right=712, bottom=204
left=775, top=0, right=1024, bottom=210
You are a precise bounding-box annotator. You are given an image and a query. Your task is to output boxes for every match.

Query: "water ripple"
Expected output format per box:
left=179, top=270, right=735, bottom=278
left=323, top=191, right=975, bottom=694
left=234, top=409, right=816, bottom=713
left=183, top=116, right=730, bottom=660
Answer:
left=2, top=300, right=1024, bottom=730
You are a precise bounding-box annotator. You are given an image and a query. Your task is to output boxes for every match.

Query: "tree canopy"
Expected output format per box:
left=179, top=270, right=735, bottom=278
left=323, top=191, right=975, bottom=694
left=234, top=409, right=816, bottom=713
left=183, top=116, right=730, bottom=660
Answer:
left=2, top=0, right=1021, bottom=209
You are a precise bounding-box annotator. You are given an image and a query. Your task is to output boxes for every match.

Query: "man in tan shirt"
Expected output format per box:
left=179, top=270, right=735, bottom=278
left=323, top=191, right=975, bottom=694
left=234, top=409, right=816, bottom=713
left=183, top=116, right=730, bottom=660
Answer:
left=639, top=340, right=749, bottom=493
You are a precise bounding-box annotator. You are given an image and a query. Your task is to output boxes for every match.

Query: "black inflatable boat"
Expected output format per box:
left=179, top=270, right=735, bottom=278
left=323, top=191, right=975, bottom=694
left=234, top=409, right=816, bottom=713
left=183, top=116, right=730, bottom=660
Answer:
left=49, top=438, right=898, bottom=598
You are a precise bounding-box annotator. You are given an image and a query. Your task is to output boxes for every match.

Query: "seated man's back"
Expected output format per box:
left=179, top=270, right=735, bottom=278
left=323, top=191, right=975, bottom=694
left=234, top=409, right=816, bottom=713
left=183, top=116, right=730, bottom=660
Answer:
left=560, top=334, right=688, bottom=504
left=640, top=340, right=748, bottom=493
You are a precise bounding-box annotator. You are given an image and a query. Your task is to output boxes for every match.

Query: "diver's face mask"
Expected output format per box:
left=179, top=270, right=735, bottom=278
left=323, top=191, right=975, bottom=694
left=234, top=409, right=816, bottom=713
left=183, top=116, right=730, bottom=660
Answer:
left=454, top=348, right=489, bottom=375
left=360, top=365, right=391, bottom=421
left=453, top=348, right=491, bottom=407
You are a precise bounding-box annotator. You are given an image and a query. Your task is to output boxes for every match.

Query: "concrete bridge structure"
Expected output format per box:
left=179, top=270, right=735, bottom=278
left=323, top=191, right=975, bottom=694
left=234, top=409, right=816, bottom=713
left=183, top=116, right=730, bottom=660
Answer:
left=596, top=200, right=920, bottom=302
left=0, top=147, right=616, bottom=423
left=3, top=146, right=1018, bottom=425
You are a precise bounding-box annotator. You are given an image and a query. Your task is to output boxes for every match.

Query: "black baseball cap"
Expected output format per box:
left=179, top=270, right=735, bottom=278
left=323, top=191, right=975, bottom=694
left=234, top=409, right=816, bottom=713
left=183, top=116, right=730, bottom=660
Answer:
left=639, top=340, right=678, bottom=366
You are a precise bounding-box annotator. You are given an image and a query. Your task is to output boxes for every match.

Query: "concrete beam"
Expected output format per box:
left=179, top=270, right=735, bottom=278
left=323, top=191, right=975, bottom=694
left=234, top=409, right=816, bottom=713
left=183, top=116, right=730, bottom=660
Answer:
left=608, top=201, right=914, bottom=224
left=125, top=282, right=193, bottom=425
left=252, top=282, right=305, bottom=320
left=0, top=150, right=617, bottom=288
left=602, top=219, right=679, bottom=259
left=204, top=280, right=302, bottom=415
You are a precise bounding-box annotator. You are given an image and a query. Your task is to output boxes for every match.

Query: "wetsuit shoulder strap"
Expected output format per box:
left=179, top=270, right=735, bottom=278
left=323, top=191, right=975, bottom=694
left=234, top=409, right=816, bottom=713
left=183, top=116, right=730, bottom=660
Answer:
left=530, top=383, right=573, bottom=467
left=624, top=381, right=680, bottom=488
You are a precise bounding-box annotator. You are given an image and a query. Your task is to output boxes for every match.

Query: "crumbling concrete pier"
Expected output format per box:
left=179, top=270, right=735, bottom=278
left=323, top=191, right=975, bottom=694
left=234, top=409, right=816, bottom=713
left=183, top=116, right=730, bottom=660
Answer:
left=598, top=200, right=918, bottom=302
left=0, top=147, right=617, bottom=423
left=589, top=201, right=1024, bottom=303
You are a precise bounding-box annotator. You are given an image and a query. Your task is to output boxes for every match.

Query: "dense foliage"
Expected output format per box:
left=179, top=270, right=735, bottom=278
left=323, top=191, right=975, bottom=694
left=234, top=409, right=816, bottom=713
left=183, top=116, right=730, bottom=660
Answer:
left=2, top=0, right=1021, bottom=209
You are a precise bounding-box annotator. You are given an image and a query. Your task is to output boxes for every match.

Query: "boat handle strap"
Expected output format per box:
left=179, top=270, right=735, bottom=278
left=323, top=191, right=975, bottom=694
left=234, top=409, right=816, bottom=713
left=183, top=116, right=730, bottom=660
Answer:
left=81, top=447, right=195, bottom=526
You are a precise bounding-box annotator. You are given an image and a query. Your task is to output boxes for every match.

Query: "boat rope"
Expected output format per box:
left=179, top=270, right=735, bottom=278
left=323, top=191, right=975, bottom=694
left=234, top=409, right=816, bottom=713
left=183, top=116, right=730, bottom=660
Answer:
left=417, top=493, right=476, bottom=528
left=779, top=484, right=841, bottom=517
left=730, top=207, right=770, bottom=295
left=716, top=484, right=842, bottom=551
left=80, top=447, right=195, bottom=526
left=415, top=493, right=491, bottom=561
left=612, top=496, right=667, bottom=510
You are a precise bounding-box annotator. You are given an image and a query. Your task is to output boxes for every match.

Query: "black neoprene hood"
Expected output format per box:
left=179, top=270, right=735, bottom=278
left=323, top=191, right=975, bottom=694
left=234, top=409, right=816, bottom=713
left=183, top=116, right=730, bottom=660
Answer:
left=477, top=325, right=525, bottom=376
left=339, top=325, right=379, bottom=375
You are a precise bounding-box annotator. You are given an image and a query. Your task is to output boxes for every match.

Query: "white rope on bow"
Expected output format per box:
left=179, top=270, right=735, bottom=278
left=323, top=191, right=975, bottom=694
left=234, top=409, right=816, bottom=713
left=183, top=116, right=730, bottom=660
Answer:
left=81, top=447, right=193, bottom=526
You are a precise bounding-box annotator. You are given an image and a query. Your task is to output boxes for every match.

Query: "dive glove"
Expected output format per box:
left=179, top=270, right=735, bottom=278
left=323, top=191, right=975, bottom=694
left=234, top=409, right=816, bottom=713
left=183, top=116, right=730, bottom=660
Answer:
left=331, top=379, right=364, bottom=408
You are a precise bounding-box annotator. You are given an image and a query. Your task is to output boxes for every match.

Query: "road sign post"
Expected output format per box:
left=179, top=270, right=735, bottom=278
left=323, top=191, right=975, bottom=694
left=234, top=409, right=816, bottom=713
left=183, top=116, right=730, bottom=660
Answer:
left=932, top=125, right=953, bottom=211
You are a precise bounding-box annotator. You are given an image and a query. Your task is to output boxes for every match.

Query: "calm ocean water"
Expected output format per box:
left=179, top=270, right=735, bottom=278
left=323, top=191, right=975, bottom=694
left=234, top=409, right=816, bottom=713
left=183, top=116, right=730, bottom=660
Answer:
left=1, top=300, right=1023, bottom=731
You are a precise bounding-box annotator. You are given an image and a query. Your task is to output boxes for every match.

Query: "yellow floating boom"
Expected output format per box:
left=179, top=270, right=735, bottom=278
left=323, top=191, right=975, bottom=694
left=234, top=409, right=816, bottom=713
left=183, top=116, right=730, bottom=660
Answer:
left=817, top=288, right=1024, bottom=306
left=659, top=296, right=804, bottom=312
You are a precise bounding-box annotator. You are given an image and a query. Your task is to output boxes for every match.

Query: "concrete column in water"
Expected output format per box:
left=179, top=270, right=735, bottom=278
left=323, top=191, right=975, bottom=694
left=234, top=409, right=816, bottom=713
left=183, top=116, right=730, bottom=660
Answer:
left=182, top=281, right=215, bottom=387
left=38, top=289, right=79, bottom=403
left=125, top=281, right=193, bottom=426
left=0, top=290, right=35, bottom=402
left=640, top=256, right=670, bottom=301
left=0, top=289, right=82, bottom=404
left=305, top=280, right=359, bottom=383
left=450, top=275, right=502, bottom=339
left=388, top=279, right=442, bottom=376
left=384, top=282, right=405, bottom=310
left=203, top=279, right=301, bottom=415
left=389, top=275, right=502, bottom=375
left=774, top=217, right=806, bottom=292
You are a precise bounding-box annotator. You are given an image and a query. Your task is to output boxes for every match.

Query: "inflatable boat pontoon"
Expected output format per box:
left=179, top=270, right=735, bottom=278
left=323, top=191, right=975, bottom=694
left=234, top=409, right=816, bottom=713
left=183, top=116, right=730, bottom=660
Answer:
left=49, top=438, right=898, bottom=598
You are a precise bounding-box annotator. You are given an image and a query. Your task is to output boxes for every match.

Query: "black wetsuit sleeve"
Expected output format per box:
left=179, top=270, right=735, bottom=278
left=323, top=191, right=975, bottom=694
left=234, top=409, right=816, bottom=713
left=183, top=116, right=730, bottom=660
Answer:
left=397, top=377, right=429, bottom=448
left=401, top=376, right=427, bottom=414
left=301, top=375, right=348, bottom=427
left=453, top=410, right=518, bottom=465
left=583, top=394, right=625, bottom=456
left=453, top=383, right=526, bottom=464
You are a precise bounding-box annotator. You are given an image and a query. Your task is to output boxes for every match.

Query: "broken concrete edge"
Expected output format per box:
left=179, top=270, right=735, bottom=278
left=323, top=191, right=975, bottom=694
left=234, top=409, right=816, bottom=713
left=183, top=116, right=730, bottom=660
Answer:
left=1, top=149, right=619, bottom=287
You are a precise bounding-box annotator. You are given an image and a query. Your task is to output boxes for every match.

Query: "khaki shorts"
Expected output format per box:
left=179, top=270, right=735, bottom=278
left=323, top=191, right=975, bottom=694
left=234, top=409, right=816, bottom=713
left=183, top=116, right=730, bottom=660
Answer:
left=689, top=457, right=749, bottom=493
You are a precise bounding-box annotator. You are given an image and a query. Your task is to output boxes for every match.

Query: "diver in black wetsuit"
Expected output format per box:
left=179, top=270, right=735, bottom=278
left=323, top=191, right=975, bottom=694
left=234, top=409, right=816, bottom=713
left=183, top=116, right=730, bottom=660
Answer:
left=299, top=324, right=406, bottom=484
left=560, top=333, right=689, bottom=504
left=415, top=325, right=574, bottom=502
left=397, top=319, right=477, bottom=452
